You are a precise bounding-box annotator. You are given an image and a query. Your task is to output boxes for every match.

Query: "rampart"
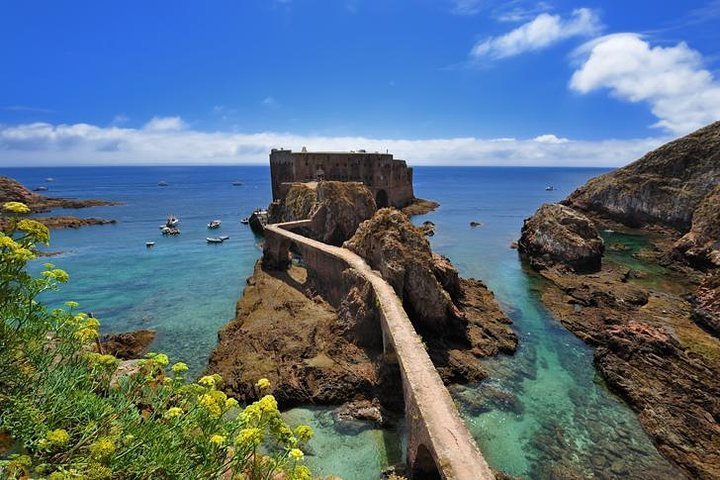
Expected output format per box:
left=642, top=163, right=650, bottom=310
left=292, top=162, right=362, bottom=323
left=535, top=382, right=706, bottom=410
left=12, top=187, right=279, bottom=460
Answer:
left=263, top=220, right=495, bottom=480
left=269, top=149, right=414, bottom=208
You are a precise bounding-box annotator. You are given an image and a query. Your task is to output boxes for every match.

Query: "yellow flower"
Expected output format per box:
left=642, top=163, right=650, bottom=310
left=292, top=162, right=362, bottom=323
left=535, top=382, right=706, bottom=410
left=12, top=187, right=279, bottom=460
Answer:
left=3, top=201, right=30, bottom=214
left=295, top=425, right=314, bottom=442
left=42, top=268, right=69, bottom=283
left=0, top=236, right=20, bottom=250
left=289, top=465, right=312, bottom=480
left=289, top=448, right=304, bottom=461
left=17, top=219, right=49, bottom=244
left=75, top=327, right=98, bottom=343
left=153, top=353, right=169, bottom=366
left=198, top=393, right=223, bottom=418
left=165, top=407, right=183, bottom=419
left=89, top=437, right=116, bottom=460
left=225, top=397, right=239, bottom=410
left=46, top=428, right=70, bottom=447
left=257, top=394, right=278, bottom=413
left=256, top=378, right=271, bottom=389
left=210, top=434, right=226, bottom=446
left=198, top=374, right=220, bottom=388
left=236, top=428, right=264, bottom=448
left=65, top=300, right=79, bottom=309
left=171, top=362, right=188, bottom=374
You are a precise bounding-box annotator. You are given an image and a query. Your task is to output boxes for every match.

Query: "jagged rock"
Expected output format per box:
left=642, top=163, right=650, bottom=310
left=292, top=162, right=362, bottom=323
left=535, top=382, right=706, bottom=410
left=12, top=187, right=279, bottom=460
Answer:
left=565, top=121, right=720, bottom=231
left=333, top=399, right=388, bottom=426
left=268, top=181, right=377, bottom=245
left=518, top=203, right=604, bottom=273
left=98, top=330, right=156, bottom=360
left=691, top=271, right=720, bottom=337
left=674, top=185, right=720, bottom=269
left=344, top=208, right=462, bottom=334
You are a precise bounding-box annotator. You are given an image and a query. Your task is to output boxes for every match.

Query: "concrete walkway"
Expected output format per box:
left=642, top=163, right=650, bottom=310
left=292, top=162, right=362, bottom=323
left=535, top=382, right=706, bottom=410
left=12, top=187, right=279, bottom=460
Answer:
left=264, top=222, right=495, bottom=480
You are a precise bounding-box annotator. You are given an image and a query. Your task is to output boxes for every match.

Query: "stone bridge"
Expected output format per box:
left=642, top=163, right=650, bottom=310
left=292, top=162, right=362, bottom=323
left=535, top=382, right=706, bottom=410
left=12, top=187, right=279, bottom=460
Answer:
left=263, top=220, right=495, bottom=480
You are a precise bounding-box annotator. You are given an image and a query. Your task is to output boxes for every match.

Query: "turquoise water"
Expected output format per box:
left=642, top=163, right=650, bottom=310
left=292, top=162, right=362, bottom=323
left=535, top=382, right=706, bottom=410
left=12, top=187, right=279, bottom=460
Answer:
left=4, top=166, right=682, bottom=479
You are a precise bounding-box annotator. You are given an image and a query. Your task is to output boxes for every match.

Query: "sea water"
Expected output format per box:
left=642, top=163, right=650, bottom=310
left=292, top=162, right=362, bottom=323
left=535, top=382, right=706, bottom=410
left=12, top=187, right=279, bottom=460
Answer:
left=4, top=166, right=682, bottom=479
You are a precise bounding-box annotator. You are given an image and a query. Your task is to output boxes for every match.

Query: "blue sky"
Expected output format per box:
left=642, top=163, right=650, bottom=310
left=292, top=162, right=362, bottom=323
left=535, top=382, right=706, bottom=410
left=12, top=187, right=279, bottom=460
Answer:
left=1, top=0, right=719, bottom=166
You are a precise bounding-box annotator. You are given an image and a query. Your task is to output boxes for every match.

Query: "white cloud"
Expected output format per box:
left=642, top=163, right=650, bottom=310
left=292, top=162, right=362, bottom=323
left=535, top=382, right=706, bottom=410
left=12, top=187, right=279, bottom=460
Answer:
left=471, top=8, right=602, bottom=60
left=143, top=116, right=187, bottom=131
left=492, top=1, right=554, bottom=23
left=570, top=33, right=720, bottom=134
left=451, top=0, right=483, bottom=16
left=0, top=119, right=667, bottom=168
left=534, top=134, right=569, bottom=143
left=261, top=96, right=278, bottom=108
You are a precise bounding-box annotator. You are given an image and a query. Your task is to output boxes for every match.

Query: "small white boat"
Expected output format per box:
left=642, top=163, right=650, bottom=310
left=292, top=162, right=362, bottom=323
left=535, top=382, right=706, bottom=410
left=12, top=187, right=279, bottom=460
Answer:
left=158, top=180, right=169, bottom=187
left=545, top=186, right=555, bottom=191
left=218, top=235, right=230, bottom=241
left=166, top=215, right=179, bottom=227
left=208, top=219, right=222, bottom=229
left=45, top=177, right=55, bottom=182
left=33, top=186, right=49, bottom=192
left=146, top=241, right=155, bottom=248
left=240, top=217, right=250, bottom=225
left=206, top=237, right=225, bottom=244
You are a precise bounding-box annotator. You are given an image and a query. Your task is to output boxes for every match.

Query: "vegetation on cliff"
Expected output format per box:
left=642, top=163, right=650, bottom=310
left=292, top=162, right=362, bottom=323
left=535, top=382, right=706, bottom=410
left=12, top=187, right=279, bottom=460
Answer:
left=0, top=202, right=314, bottom=479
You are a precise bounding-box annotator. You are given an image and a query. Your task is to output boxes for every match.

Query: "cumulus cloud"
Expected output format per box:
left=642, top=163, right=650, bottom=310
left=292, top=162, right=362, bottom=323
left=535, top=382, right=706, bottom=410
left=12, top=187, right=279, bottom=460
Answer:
left=0, top=119, right=667, bottom=168
left=143, top=116, right=187, bottom=131
left=570, top=33, right=720, bottom=134
left=471, top=8, right=602, bottom=60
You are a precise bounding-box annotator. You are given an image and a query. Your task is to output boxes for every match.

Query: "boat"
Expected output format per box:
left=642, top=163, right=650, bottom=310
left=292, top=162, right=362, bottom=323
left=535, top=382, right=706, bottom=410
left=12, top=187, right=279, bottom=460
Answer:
left=161, top=226, right=180, bottom=235
left=218, top=235, right=230, bottom=241
left=146, top=241, right=155, bottom=248
left=232, top=181, right=243, bottom=186
left=208, top=219, right=222, bottom=229
left=545, top=186, right=555, bottom=191
left=240, top=217, right=250, bottom=225
left=166, top=215, right=179, bottom=227
left=158, top=180, right=169, bottom=187
left=33, top=186, right=49, bottom=192
left=45, top=177, right=55, bottom=182
left=206, top=237, right=225, bottom=244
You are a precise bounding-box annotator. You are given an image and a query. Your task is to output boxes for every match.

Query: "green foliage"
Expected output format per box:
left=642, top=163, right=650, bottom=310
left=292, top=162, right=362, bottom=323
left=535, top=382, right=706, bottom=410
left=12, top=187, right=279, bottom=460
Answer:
left=0, top=202, right=315, bottom=479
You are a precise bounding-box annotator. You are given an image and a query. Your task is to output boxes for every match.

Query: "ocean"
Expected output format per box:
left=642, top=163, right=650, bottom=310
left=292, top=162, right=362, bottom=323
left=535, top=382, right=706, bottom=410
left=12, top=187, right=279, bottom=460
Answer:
left=4, top=166, right=682, bottom=479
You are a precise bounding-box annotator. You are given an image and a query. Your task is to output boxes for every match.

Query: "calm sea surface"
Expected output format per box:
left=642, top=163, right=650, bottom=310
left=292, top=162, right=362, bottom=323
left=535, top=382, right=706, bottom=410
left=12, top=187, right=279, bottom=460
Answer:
left=3, top=166, right=682, bottom=479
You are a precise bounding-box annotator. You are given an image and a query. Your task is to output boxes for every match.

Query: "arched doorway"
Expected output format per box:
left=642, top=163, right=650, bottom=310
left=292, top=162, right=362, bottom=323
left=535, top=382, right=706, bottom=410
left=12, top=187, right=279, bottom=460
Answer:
left=375, top=189, right=389, bottom=208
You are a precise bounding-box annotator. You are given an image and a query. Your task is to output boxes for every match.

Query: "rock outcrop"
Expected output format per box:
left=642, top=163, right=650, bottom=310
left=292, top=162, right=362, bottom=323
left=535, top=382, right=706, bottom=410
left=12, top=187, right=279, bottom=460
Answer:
left=0, top=176, right=117, bottom=230
left=673, top=184, right=720, bottom=269
left=98, top=330, right=156, bottom=360
left=518, top=203, right=604, bottom=273
left=268, top=181, right=377, bottom=245
left=565, top=121, right=720, bottom=232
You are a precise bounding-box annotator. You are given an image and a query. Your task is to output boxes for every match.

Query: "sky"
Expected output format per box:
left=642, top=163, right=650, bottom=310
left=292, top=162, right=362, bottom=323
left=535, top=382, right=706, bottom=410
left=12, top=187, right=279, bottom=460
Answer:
left=1, top=0, right=719, bottom=167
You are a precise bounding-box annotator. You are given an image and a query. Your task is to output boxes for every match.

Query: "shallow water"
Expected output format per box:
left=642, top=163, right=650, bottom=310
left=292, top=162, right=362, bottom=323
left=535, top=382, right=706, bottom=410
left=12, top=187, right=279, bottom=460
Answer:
left=5, top=166, right=683, bottom=479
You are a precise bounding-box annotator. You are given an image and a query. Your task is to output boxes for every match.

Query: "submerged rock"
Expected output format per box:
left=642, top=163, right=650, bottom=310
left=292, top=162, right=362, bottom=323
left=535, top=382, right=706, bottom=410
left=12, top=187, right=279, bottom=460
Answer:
left=518, top=203, right=604, bottom=273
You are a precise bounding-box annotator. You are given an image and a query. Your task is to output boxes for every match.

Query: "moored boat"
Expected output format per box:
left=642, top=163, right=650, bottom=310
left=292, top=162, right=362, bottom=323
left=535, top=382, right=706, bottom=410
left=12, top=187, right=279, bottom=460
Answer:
left=232, top=180, right=243, bottom=186
left=240, top=217, right=249, bottom=225
left=208, top=219, right=222, bottom=229
left=146, top=241, right=155, bottom=247
left=158, top=180, right=169, bottom=187
left=33, top=186, right=49, bottom=192
left=206, top=237, right=225, bottom=244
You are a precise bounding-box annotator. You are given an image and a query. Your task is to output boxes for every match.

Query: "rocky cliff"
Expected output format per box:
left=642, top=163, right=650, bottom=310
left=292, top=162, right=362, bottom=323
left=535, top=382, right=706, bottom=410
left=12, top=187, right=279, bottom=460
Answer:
left=519, top=121, right=720, bottom=479
left=565, top=121, right=720, bottom=233
left=268, top=181, right=377, bottom=245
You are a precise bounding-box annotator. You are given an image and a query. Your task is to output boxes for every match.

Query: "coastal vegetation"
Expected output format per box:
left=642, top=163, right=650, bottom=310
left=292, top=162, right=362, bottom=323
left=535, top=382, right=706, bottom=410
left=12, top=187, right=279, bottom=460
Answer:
left=0, top=202, right=314, bottom=479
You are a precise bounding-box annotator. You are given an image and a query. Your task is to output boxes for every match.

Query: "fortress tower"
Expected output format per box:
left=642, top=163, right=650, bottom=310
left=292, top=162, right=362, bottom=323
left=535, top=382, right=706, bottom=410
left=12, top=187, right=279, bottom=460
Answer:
left=269, top=148, right=415, bottom=208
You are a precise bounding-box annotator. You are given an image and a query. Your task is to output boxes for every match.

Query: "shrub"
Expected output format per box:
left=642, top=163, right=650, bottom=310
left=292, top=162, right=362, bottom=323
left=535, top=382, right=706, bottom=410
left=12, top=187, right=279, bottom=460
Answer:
left=0, top=202, right=315, bottom=479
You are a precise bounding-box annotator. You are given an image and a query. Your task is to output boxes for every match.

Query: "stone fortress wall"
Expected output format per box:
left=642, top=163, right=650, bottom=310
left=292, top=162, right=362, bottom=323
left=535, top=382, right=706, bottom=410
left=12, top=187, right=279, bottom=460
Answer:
left=270, top=149, right=415, bottom=208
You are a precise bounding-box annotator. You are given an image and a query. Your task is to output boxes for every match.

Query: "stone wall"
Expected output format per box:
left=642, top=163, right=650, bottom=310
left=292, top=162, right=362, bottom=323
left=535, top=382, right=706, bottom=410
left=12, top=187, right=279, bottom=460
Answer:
left=270, top=149, right=414, bottom=208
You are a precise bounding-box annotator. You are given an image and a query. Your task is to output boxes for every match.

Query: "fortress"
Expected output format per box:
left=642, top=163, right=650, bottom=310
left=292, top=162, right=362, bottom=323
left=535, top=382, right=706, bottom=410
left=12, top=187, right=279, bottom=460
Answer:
left=269, top=148, right=415, bottom=208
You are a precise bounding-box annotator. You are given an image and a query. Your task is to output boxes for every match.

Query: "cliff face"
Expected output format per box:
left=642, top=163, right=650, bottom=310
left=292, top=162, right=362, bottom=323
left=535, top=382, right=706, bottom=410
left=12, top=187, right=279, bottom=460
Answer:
left=565, top=121, right=720, bottom=232
left=268, top=181, right=377, bottom=245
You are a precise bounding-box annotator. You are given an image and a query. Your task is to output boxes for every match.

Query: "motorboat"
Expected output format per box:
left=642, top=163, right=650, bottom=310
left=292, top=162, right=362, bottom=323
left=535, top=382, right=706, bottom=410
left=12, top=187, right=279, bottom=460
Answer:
left=232, top=181, right=243, bottom=186
left=161, top=227, right=180, bottom=235
left=206, top=237, right=225, bottom=244
left=166, top=215, right=179, bottom=227
left=158, top=180, right=169, bottom=187
left=45, top=177, right=55, bottom=182
left=240, top=217, right=250, bottom=225
left=146, top=241, right=155, bottom=248
left=218, top=235, right=230, bottom=241
left=545, top=186, right=555, bottom=191
left=208, top=219, right=222, bottom=229
left=33, top=186, right=49, bottom=192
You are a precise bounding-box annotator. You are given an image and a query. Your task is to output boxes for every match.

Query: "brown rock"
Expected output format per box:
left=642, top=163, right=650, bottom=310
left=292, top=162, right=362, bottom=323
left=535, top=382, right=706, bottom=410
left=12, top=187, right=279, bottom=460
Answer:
left=98, top=330, right=156, bottom=360
left=518, top=203, right=604, bottom=273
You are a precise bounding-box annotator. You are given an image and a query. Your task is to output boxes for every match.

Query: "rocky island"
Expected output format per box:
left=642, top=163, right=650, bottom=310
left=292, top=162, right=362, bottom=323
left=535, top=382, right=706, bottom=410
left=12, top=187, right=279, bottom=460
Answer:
left=518, top=121, right=720, bottom=479
left=0, top=176, right=118, bottom=230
